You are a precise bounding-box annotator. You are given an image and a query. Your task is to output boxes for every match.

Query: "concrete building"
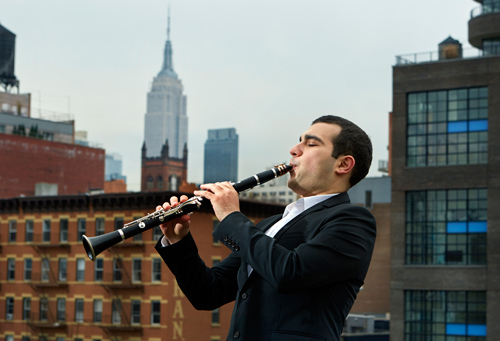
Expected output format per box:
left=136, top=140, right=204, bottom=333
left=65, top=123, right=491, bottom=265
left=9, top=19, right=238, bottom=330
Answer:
left=390, top=1, right=500, bottom=340
left=203, top=128, right=238, bottom=184
left=143, top=14, right=187, bottom=159
left=0, top=191, right=286, bottom=341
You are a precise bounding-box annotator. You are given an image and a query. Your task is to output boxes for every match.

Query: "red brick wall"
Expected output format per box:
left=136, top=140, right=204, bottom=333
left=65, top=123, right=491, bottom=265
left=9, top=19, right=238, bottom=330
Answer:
left=0, top=134, right=105, bottom=198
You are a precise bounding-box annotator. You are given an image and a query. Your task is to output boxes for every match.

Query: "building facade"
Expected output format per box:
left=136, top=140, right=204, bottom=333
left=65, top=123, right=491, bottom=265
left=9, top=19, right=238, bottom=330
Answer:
left=390, top=1, right=500, bottom=340
left=143, top=16, right=187, bottom=159
left=0, top=191, right=286, bottom=341
left=140, top=140, right=187, bottom=192
left=203, top=128, right=238, bottom=184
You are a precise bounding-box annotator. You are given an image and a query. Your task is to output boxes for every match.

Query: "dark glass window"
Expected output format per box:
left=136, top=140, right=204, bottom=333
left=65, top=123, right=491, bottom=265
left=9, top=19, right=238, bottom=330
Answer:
left=77, top=219, right=86, bottom=241
left=95, top=218, right=105, bottom=236
left=25, top=220, right=34, bottom=242
left=131, top=300, right=141, bottom=324
left=483, top=38, right=500, bottom=56
left=60, top=219, right=68, bottom=242
left=405, top=290, right=486, bottom=340
left=406, top=189, right=487, bottom=265
left=42, top=220, right=51, bottom=242
left=407, top=87, right=488, bottom=167
left=114, top=217, right=123, bottom=231
left=151, top=301, right=161, bottom=325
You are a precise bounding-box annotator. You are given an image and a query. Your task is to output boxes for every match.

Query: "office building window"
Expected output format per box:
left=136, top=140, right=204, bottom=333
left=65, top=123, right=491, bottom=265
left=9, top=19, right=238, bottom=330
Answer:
left=42, top=219, right=51, bottom=242
left=95, top=259, right=103, bottom=281
left=6, top=297, right=14, bottom=320
left=40, top=297, right=48, bottom=321
left=25, top=220, right=34, bottom=242
left=152, top=258, right=161, bottom=282
left=41, top=258, right=50, bottom=282
left=407, top=87, right=488, bottom=167
left=95, top=218, right=105, bottom=236
left=483, top=38, right=500, bottom=56
left=60, top=219, right=68, bottom=242
left=57, top=298, right=66, bottom=321
left=93, top=299, right=102, bottom=323
left=405, top=290, right=486, bottom=340
left=406, top=189, right=487, bottom=265
left=9, top=220, right=17, bottom=242
left=77, top=219, right=86, bottom=241
left=7, top=258, right=15, bottom=280
left=75, top=299, right=84, bottom=323
left=59, top=258, right=67, bottom=281
left=132, top=259, right=141, bottom=282
left=112, top=299, right=122, bottom=324
left=151, top=301, right=160, bottom=325
left=131, top=300, right=141, bottom=324
left=24, top=258, right=32, bottom=281
left=76, top=258, right=85, bottom=281
left=113, top=258, right=122, bottom=281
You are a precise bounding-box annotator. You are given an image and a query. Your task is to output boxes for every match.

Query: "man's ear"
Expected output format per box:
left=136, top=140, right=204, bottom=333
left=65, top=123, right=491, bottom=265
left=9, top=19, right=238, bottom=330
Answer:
left=335, top=155, right=355, bottom=175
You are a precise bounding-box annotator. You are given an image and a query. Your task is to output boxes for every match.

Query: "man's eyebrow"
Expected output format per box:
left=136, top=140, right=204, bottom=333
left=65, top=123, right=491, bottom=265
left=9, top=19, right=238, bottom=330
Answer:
left=299, top=134, right=324, bottom=144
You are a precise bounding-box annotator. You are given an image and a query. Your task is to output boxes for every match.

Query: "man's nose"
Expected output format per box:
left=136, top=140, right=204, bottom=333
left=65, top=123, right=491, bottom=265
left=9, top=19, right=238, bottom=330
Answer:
left=289, top=143, right=302, bottom=157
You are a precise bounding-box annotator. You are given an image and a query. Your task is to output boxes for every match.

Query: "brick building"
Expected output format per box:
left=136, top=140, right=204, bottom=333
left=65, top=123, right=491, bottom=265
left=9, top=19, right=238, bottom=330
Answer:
left=0, top=191, right=286, bottom=341
left=391, top=1, right=500, bottom=340
left=141, top=140, right=187, bottom=193
left=0, top=133, right=105, bottom=199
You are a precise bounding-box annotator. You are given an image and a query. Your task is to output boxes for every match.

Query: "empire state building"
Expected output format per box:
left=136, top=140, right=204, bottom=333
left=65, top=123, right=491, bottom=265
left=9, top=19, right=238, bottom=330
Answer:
left=143, top=16, right=187, bottom=159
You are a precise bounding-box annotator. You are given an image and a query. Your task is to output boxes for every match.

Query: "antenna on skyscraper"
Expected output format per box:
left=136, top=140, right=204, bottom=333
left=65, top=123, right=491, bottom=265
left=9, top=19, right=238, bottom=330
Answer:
left=167, top=5, right=171, bottom=41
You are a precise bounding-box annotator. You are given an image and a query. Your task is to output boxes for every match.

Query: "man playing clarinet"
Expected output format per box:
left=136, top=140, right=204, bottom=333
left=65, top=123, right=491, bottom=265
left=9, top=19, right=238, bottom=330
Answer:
left=155, top=115, right=376, bottom=341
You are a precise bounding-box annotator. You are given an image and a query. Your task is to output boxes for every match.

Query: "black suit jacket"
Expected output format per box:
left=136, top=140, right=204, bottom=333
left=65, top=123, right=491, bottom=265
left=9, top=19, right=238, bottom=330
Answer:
left=155, top=192, right=376, bottom=341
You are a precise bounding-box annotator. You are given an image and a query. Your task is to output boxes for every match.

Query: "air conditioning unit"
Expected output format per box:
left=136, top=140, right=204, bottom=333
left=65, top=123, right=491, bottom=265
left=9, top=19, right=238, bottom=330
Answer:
left=6, top=313, right=13, bottom=320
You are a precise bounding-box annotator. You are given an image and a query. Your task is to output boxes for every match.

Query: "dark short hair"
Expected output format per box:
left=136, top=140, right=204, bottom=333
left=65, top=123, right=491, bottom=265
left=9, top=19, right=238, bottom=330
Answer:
left=312, top=115, right=372, bottom=188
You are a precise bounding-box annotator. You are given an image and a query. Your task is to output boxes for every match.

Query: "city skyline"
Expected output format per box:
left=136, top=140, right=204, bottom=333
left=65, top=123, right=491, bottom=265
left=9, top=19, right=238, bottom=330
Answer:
left=1, top=0, right=475, bottom=191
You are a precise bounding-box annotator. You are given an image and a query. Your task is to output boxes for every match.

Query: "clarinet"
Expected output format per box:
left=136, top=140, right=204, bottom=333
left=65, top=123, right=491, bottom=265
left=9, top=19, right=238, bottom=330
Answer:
left=82, top=164, right=292, bottom=261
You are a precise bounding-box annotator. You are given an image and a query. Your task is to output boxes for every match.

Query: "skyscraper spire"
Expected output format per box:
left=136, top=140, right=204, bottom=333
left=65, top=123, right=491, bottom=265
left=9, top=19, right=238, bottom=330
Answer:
left=159, top=6, right=177, bottom=78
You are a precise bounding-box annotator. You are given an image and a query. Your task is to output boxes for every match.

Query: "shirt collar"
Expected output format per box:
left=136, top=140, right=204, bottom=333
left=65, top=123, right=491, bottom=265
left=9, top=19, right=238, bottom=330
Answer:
left=283, top=194, right=338, bottom=218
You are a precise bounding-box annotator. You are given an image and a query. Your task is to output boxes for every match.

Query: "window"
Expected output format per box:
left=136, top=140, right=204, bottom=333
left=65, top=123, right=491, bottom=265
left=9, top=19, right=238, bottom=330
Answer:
left=76, top=258, right=85, bottom=281
left=57, top=298, right=66, bottom=321
left=42, top=219, right=51, bottom=242
left=41, top=258, right=50, bottom=282
left=152, top=258, right=161, bottom=282
left=365, top=190, right=373, bottom=209
left=151, top=301, right=160, bottom=325
left=77, top=219, right=86, bottom=241
left=406, top=189, right=487, bottom=265
left=40, top=297, right=48, bottom=321
left=59, top=258, right=67, bottom=281
left=212, top=257, right=221, bottom=266
left=405, top=290, right=486, bottom=340
left=152, top=226, right=162, bottom=241
left=112, top=299, right=122, bottom=324
left=7, top=258, right=15, bottom=280
left=132, top=259, right=141, bottom=282
left=483, top=38, right=500, bottom=56
left=147, top=176, right=154, bottom=190
left=23, top=297, right=31, bottom=320
left=213, top=220, right=220, bottom=244
left=95, top=218, right=105, bottom=236
left=75, top=299, right=84, bottom=323
left=131, top=300, right=141, bottom=324
left=6, top=297, right=14, bottom=320
left=114, top=217, right=123, bottom=231
left=407, top=87, right=488, bottom=167
left=93, top=299, right=102, bottom=323
left=157, top=175, right=163, bottom=190
left=60, top=219, right=68, bottom=242
left=24, top=258, right=32, bottom=281
left=113, top=258, right=122, bottom=281
left=212, top=308, right=220, bottom=325
left=25, top=220, right=34, bottom=242
left=95, top=259, right=103, bottom=281
left=5, top=336, right=13, bottom=341
left=9, top=220, right=17, bottom=242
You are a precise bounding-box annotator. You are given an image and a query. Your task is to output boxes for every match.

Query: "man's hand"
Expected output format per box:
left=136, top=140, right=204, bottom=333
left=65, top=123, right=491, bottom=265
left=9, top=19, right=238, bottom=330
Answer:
left=194, top=182, right=240, bottom=222
left=157, top=195, right=191, bottom=244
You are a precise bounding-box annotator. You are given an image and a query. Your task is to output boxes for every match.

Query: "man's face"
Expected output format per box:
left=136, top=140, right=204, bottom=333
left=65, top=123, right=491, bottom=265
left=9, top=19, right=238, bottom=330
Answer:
left=288, top=122, right=341, bottom=197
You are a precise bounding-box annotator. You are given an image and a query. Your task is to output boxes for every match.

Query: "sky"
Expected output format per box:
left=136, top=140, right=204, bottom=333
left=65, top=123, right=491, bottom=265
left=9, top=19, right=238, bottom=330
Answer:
left=2, top=0, right=476, bottom=191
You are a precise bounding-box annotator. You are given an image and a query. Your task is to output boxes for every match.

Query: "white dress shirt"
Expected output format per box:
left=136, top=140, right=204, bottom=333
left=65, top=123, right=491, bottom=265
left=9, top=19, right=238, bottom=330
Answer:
left=247, top=194, right=337, bottom=276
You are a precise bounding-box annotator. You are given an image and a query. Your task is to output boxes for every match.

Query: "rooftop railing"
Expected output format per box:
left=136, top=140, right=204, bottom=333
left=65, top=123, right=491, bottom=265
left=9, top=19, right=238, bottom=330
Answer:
left=395, top=47, right=486, bottom=66
left=471, top=5, right=500, bottom=18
